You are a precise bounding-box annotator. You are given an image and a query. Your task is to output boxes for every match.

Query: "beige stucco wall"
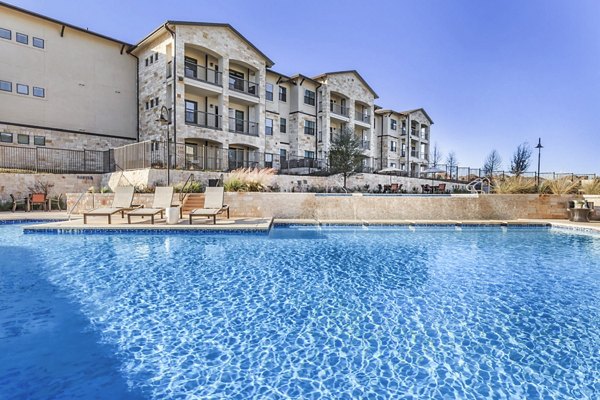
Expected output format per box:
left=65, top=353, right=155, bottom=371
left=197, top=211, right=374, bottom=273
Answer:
left=64, top=191, right=573, bottom=221
left=0, top=5, right=137, bottom=139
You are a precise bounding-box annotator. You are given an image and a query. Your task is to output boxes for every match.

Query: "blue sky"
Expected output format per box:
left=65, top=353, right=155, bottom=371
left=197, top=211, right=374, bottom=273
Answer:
left=11, top=0, right=600, bottom=173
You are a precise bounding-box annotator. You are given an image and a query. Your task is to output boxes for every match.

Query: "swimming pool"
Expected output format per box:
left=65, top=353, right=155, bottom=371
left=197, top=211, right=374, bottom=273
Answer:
left=1, top=223, right=599, bottom=399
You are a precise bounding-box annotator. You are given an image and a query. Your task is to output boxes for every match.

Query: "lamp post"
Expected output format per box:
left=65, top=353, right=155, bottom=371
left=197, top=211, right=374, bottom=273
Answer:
left=535, top=138, right=543, bottom=188
left=157, top=106, right=171, bottom=185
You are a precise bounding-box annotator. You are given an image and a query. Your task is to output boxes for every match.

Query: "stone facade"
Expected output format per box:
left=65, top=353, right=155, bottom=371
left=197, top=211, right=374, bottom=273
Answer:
left=0, top=172, right=102, bottom=202
left=0, top=123, right=135, bottom=151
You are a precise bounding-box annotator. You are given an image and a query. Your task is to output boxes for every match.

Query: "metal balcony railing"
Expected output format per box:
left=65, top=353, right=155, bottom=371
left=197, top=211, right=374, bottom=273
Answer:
left=355, top=111, right=371, bottom=123
left=228, top=117, right=259, bottom=136
left=184, top=62, right=222, bottom=86
left=166, top=60, right=172, bottom=78
left=330, top=103, right=349, bottom=117
left=359, top=140, right=370, bottom=150
left=411, top=150, right=419, bottom=158
left=228, top=75, right=258, bottom=96
left=185, top=110, right=222, bottom=129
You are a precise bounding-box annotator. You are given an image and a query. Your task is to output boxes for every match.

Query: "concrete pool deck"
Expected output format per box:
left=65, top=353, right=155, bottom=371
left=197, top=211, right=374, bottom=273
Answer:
left=2, top=211, right=600, bottom=233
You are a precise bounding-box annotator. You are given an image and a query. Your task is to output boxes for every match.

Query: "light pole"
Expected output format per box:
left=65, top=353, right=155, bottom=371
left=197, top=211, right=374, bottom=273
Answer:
left=535, top=138, right=543, bottom=188
left=157, top=106, right=171, bottom=185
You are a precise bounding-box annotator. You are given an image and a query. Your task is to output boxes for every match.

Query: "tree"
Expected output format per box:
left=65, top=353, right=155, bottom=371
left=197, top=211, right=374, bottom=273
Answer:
left=430, top=143, right=443, bottom=167
left=510, top=143, right=532, bottom=176
left=483, top=149, right=502, bottom=177
left=328, top=127, right=364, bottom=190
left=446, top=151, right=458, bottom=179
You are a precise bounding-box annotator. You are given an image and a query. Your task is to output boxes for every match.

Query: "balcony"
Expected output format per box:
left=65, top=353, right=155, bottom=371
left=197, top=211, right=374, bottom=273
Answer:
left=185, top=110, right=222, bottom=130
left=330, top=103, right=349, bottom=117
left=355, top=111, right=371, bottom=124
left=184, top=62, right=222, bottom=86
left=166, top=60, right=172, bottom=78
left=411, top=150, right=419, bottom=158
left=410, top=129, right=419, bottom=137
left=359, top=140, right=370, bottom=150
left=229, top=76, right=258, bottom=97
left=229, top=117, right=259, bottom=136
left=420, top=133, right=429, bottom=141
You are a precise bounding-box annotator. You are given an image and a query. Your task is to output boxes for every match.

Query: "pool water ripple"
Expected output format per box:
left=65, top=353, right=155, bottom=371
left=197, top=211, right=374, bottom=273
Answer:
left=1, top=225, right=600, bottom=398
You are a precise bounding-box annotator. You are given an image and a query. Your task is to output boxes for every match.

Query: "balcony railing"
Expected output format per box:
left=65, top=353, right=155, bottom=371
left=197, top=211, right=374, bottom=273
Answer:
left=228, top=149, right=262, bottom=170
left=228, top=76, right=258, bottom=97
left=185, top=110, right=222, bottom=130
left=166, top=60, right=172, bottom=79
left=359, top=140, right=370, bottom=150
left=420, top=133, right=429, bottom=141
left=411, top=150, right=419, bottom=158
left=228, top=117, right=259, bottom=136
left=410, top=129, right=419, bottom=137
left=355, top=111, right=371, bottom=123
left=184, top=62, right=222, bottom=86
left=330, top=103, right=349, bottom=117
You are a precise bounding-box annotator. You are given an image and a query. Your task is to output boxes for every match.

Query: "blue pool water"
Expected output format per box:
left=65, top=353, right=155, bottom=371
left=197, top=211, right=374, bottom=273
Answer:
left=1, top=223, right=600, bottom=399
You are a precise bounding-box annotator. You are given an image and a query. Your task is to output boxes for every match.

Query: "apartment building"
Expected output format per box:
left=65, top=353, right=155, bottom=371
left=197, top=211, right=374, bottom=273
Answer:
left=375, top=108, right=433, bottom=174
left=0, top=3, right=433, bottom=174
left=0, top=2, right=137, bottom=150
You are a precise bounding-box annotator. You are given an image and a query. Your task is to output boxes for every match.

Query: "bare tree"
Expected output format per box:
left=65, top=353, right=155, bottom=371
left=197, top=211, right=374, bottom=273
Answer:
left=510, top=143, right=532, bottom=176
left=329, top=127, right=364, bottom=190
left=430, top=143, right=443, bottom=167
left=446, top=151, right=458, bottom=179
left=483, top=149, right=502, bottom=177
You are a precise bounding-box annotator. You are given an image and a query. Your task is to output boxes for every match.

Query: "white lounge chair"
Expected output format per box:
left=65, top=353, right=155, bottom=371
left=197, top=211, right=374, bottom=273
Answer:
left=188, top=187, right=230, bottom=225
left=126, top=186, right=175, bottom=224
left=83, top=186, right=136, bottom=224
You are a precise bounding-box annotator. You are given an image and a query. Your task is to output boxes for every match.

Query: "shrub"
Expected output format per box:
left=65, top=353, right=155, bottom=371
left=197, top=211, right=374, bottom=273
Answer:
left=174, top=181, right=204, bottom=193
left=581, top=179, right=600, bottom=195
left=224, top=168, right=276, bottom=192
left=493, top=176, right=538, bottom=194
left=540, top=178, right=580, bottom=195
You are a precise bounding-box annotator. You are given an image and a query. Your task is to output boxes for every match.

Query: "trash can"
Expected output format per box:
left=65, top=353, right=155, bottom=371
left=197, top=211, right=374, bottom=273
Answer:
left=208, top=179, right=219, bottom=187
left=166, top=207, right=180, bottom=225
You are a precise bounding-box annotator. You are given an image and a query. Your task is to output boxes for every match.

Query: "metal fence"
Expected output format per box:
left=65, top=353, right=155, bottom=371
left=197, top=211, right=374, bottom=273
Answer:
left=0, top=144, right=112, bottom=174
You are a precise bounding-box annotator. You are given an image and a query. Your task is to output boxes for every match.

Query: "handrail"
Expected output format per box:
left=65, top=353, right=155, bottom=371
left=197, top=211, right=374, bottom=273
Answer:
left=114, top=164, right=135, bottom=187
left=67, top=190, right=89, bottom=220
left=179, top=173, right=195, bottom=202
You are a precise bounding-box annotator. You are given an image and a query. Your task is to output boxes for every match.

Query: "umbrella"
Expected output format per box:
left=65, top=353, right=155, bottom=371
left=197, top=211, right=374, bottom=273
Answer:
left=378, top=167, right=403, bottom=184
left=422, top=166, right=446, bottom=185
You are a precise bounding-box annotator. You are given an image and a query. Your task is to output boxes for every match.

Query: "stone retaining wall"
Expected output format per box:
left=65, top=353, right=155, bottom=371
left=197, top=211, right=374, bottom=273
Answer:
left=66, top=192, right=572, bottom=220
left=1, top=173, right=102, bottom=202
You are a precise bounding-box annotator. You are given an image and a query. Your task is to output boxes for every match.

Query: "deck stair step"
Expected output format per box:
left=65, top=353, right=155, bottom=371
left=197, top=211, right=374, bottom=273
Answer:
left=181, top=193, right=205, bottom=214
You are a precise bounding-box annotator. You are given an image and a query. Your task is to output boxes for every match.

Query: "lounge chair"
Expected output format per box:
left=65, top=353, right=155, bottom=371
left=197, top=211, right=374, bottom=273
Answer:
left=126, top=186, right=174, bottom=224
left=83, top=186, right=136, bottom=224
left=188, top=187, right=230, bottom=225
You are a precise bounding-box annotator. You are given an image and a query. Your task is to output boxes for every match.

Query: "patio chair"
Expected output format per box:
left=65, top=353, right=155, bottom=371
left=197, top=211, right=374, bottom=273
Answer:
left=29, top=193, right=47, bottom=211
left=83, top=186, right=136, bottom=224
left=421, top=184, right=431, bottom=194
left=10, top=194, right=27, bottom=212
left=188, top=187, right=230, bottom=225
left=437, top=183, right=446, bottom=193
left=390, top=183, right=399, bottom=193
left=126, top=187, right=175, bottom=224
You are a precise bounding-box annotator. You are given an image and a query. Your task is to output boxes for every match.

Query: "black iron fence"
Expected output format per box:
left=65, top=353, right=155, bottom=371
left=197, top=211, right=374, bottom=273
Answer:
left=0, top=144, right=113, bottom=174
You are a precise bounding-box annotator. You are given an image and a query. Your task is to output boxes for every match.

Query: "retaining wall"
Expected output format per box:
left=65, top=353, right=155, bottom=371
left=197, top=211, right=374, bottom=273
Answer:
left=66, top=192, right=572, bottom=220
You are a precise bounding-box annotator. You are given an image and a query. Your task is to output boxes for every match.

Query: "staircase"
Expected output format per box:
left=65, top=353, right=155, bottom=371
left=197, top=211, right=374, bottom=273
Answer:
left=181, top=193, right=205, bottom=215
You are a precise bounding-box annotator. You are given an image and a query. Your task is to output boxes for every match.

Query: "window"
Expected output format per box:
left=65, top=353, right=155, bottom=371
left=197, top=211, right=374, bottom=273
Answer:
left=401, top=143, right=406, bottom=157
left=0, top=28, right=10, bottom=40
left=16, top=33, right=28, bottom=44
left=155, top=97, right=159, bottom=105
left=390, top=140, right=397, bottom=152
left=266, top=83, right=273, bottom=101
left=185, top=100, right=198, bottom=124
left=17, top=134, right=29, bottom=144
left=304, top=150, right=315, bottom=159
left=265, top=118, right=273, bottom=135
left=390, top=162, right=397, bottom=168
left=279, top=86, right=287, bottom=102
left=145, top=102, right=149, bottom=110
left=280, top=117, right=286, bottom=133
left=154, top=53, right=158, bottom=62
left=150, top=99, right=154, bottom=108
left=304, top=120, right=315, bottom=135
left=184, top=56, right=197, bottom=78
left=145, top=58, right=149, bottom=67
left=280, top=148, right=287, bottom=161
left=33, top=87, right=45, bottom=98
left=265, top=153, right=273, bottom=168
left=32, top=37, right=44, bottom=48
left=304, top=89, right=315, bottom=106
left=16, top=84, right=29, bottom=95
left=1, top=132, right=13, bottom=143
left=34, top=136, right=45, bottom=146
left=390, top=119, right=397, bottom=130
left=0, top=80, right=11, bottom=92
